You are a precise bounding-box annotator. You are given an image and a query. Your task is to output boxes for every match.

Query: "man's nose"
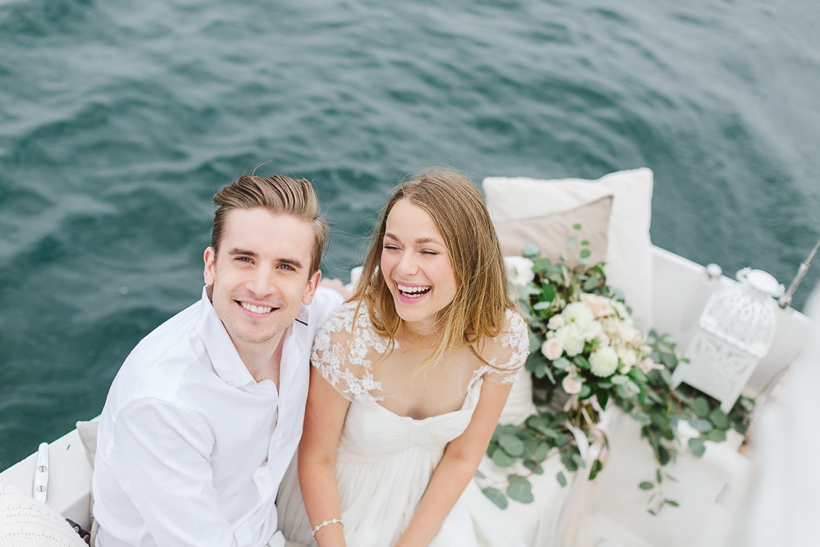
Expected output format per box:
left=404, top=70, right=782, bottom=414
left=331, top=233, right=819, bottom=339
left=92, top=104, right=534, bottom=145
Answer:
left=246, top=266, right=276, bottom=297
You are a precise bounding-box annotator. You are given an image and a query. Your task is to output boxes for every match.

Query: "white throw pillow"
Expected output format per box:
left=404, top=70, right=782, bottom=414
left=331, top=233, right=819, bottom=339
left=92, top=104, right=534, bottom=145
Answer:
left=484, top=168, right=654, bottom=331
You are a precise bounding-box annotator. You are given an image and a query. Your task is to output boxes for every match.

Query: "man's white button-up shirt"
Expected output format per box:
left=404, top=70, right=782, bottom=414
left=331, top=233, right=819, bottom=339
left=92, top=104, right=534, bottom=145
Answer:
left=93, top=287, right=342, bottom=547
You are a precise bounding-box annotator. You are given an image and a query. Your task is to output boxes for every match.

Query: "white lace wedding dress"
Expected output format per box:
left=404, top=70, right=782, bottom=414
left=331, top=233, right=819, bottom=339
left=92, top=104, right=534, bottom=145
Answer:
left=277, top=301, right=532, bottom=546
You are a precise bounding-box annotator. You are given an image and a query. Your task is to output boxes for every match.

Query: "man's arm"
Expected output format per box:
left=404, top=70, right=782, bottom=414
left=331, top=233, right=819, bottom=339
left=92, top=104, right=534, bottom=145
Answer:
left=105, top=399, right=238, bottom=547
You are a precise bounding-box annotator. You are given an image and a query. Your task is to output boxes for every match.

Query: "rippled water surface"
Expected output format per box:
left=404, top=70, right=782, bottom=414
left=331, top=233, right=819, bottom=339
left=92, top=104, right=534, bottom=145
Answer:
left=1, top=0, right=819, bottom=467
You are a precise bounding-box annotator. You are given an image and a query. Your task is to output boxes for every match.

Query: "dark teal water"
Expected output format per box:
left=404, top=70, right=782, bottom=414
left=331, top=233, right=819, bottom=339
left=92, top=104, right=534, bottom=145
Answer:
left=1, top=0, right=819, bottom=469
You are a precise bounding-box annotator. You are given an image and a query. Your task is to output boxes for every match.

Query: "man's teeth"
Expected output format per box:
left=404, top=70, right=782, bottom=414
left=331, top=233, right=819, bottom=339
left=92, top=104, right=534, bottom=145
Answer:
left=241, top=302, right=273, bottom=314
left=397, top=284, right=431, bottom=298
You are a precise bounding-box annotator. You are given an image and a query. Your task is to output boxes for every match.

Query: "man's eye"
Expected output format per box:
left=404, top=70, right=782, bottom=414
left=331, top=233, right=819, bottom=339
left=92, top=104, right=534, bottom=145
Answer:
left=236, top=256, right=253, bottom=263
left=279, top=264, right=295, bottom=271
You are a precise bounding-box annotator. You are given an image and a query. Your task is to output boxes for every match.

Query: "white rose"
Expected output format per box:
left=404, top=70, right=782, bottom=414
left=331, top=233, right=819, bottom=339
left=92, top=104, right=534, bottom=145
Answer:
left=562, top=376, right=584, bottom=395
left=578, top=319, right=603, bottom=341
left=562, top=302, right=594, bottom=326
left=589, top=347, right=619, bottom=377
left=581, top=293, right=615, bottom=318
left=541, top=338, right=564, bottom=360
left=547, top=315, right=565, bottom=330
left=557, top=325, right=585, bottom=357
left=503, top=256, right=535, bottom=287
left=620, top=348, right=638, bottom=367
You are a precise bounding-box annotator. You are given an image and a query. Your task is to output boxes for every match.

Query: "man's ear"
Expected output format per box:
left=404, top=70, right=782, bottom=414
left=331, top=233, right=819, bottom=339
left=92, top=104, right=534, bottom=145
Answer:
left=204, top=247, right=216, bottom=286
left=301, top=270, right=322, bottom=306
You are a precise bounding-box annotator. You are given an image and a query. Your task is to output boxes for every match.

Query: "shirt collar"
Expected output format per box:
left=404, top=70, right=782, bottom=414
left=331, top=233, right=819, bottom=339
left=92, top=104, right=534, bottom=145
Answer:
left=198, top=287, right=255, bottom=388
left=197, top=287, right=312, bottom=388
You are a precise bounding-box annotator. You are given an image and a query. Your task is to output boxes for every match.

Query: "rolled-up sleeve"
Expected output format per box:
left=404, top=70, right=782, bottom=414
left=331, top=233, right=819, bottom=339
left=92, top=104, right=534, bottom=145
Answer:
left=109, top=399, right=238, bottom=547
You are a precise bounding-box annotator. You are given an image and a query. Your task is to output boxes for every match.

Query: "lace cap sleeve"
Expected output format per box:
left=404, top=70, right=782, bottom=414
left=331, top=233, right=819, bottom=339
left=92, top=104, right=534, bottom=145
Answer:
left=310, top=301, right=386, bottom=402
left=480, top=309, right=530, bottom=385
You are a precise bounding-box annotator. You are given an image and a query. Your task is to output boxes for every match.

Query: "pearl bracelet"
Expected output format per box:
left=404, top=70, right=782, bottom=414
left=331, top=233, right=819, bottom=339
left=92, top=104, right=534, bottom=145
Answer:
left=311, top=518, right=343, bottom=538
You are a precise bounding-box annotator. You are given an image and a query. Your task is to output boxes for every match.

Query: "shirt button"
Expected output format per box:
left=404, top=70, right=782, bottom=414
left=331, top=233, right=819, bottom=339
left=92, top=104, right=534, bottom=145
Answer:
left=259, top=475, right=267, bottom=483
left=226, top=381, right=234, bottom=386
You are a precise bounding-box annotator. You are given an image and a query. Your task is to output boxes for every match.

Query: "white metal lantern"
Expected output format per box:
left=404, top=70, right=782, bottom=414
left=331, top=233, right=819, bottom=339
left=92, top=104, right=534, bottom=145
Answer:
left=673, top=268, right=784, bottom=412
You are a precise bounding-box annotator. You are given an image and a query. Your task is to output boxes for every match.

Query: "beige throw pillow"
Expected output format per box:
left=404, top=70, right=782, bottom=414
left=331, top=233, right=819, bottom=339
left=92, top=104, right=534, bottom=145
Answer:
left=483, top=168, right=654, bottom=331
left=494, top=197, right=612, bottom=266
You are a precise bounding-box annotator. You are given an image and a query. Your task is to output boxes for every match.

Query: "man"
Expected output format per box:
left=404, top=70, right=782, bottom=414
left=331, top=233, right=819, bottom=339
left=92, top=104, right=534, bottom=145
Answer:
left=93, top=175, right=343, bottom=547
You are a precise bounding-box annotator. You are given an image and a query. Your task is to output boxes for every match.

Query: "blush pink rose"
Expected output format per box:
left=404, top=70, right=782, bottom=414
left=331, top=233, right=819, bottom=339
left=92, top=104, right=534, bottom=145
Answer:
left=581, top=293, right=615, bottom=318
left=541, top=338, right=564, bottom=360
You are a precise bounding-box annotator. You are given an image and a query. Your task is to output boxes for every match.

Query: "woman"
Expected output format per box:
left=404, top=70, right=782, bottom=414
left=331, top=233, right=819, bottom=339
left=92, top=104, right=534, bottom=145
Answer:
left=278, top=170, right=530, bottom=546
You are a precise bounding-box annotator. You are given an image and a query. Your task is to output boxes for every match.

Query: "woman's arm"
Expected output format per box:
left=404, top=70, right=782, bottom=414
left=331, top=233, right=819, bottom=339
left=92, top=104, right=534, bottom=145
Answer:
left=394, top=378, right=513, bottom=547
left=298, top=365, right=351, bottom=547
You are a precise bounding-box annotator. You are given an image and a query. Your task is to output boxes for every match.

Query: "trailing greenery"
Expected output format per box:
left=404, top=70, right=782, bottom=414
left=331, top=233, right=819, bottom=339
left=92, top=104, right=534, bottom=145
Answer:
left=482, top=232, right=755, bottom=513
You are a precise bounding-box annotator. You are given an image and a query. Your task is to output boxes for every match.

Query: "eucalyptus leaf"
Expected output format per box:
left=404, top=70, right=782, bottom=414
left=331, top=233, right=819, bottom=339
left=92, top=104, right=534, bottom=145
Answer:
left=553, top=357, right=571, bottom=371
left=572, top=223, right=582, bottom=231
left=533, top=257, right=552, bottom=272
left=660, top=352, right=678, bottom=368
left=708, top=429, right=727, bottom=442
left=692, top=398, right=711, bottom=418
left=709, top=408, right=729, bottom=429
left=492, top=448, right=516, bottom=467
left=529, top=332, right=543, bottom=353
left=556, top=471, right=567, bottom=487
left=482, top=487, right=508, bottom=509
left=631, top=411, right=652, bottom=425
left=688, top=437, right=706, bottom=457
left=507, top=477, right=534, bottom=504
left=583, top=276, right=599, bottom=291
left=579, top=384, right=593, bottom=399
left=580, top=249, right=592, bottom=259
left=689, top=418, right=713, bottom=433
left=581, top=240, right=589, bottom=246
left=499, top=434, right=525, bottom=457
left=639, top=481, right=654, bottom=490
left=475, top=470, right=486, bottom=479
left=521, top=243, right=540, bottom=260
left=532, top=441, right=551, bottom=462
left=571, top=453, right=586, bottom=469
left=664, top=499, right=680, bottom=507
left=611, top=375, right=629, bottom=385
left=532, top=301, right=552, bottom=310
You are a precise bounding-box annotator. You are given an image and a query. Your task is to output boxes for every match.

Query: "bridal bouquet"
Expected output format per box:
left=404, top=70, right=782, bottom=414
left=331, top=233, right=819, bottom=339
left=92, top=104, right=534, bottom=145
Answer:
left=485, top=237, right=755, bottom=514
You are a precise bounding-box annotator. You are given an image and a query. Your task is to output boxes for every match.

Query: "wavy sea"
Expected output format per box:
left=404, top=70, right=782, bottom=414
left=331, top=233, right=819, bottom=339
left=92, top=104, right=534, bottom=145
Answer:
left=1, top=0, right=819, bottom=468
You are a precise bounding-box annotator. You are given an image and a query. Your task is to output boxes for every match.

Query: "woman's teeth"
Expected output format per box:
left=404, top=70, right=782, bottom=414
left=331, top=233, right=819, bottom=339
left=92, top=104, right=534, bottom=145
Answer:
left=397, top=284, right=431, bottom=298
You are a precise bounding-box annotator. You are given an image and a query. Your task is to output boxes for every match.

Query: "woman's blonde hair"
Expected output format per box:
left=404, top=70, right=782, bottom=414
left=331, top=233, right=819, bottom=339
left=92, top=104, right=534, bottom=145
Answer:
left=351, top=169, right=515, bottom=369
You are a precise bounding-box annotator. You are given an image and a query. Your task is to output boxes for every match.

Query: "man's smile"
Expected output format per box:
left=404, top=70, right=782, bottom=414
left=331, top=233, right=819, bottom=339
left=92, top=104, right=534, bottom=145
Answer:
left=237, top=300, right=277, bottom=315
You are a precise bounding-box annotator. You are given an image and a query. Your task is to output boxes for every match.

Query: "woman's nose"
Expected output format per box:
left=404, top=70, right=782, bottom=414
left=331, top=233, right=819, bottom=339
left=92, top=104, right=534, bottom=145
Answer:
left=396, top=251, right=419, bottom=276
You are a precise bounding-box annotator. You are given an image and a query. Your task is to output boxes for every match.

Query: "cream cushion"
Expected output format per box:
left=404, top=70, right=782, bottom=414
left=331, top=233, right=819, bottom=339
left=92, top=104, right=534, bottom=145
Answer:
left=0, top=482, right=87, bottom=547
left=484, top=168, right=654, bottom=330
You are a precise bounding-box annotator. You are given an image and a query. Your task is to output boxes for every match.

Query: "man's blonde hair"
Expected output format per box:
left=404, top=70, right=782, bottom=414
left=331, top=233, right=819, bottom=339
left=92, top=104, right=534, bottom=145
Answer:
left=211, top=175, right=328, bottom=274
left=352, top=169, right=515, bottom=368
